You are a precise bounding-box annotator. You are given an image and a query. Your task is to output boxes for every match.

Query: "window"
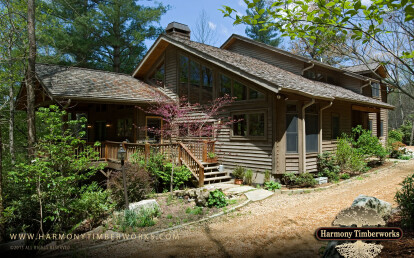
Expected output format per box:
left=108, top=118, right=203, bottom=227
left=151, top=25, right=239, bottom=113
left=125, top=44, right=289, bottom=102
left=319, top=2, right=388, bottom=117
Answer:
left=149, top=61, right=165, bottom=87
left=304, top=69, right=338, bottom=85
left=332, top=114, right=340, bottom=140
left=379, top=120, right=384, bottom=137
left=232, top=112, right=265, bottom=138
left=219, top=73, right=264, bottom=101
left=117, top=118, right=133, bottom=139
left=372, top=83, right=380, bottom=97
left=286, top=103, right=298, bottom=153
left=146, top=117, right=162, bottom=143
left=179, top=55, right=213, bottom=104
left=306, top=113, right=319, bottom=153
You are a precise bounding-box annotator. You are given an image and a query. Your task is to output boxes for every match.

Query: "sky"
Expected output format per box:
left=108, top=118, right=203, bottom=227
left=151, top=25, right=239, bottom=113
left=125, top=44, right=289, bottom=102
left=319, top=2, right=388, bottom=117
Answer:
left=143, top=0, right=249, bottom=48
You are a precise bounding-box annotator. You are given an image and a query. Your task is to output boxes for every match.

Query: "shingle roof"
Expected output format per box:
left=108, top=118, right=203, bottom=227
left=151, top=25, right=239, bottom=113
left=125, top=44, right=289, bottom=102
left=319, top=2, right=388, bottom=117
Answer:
left=344, top=62, right=381, bottom=74
left=163, top=35, right=393, bottom=109
left=35, top=63, right=165, bottom=103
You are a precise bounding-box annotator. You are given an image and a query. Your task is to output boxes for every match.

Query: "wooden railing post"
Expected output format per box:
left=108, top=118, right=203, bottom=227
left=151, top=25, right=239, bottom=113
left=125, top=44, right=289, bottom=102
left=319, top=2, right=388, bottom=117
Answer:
left=144, top=142, right=150, bottom=162
left=178, top=145, right=182, bottom=166
left=199, top=167, right=204, bottom=187
left=202, top=140, right=208, bottom=162
left=104, top=142, right=108, bottom=161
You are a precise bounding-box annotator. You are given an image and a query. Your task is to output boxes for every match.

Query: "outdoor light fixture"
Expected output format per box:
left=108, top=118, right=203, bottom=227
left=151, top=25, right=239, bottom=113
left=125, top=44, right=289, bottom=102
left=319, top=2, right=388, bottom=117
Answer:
left=87, top=124, right=92, bottom=129
left=106, top=123, right=111, bottom=127
left=117, top=144, right=126, bottom=163
left=117, top=144, right=129, bottom=210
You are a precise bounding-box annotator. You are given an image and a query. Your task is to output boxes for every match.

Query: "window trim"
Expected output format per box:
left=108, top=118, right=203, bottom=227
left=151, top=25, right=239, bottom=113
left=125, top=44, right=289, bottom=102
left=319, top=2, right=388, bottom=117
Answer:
left=286, top=101, right=299, bottom=154
left=230, top=109, right=268, bottom=140
left=219, top=72, right=266, bottom=102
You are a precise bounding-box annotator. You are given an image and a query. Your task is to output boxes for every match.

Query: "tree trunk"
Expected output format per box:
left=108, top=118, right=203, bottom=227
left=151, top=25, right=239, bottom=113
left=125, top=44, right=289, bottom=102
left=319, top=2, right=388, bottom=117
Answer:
left=8, top=42, right=15, bottom=165
left=113, top=46, right=120, bottom=73
left=0, top=120, right=4, bottom=242
left=27, top=0, right=37, bottom=157
left=410, top=120, right=414, bottom=146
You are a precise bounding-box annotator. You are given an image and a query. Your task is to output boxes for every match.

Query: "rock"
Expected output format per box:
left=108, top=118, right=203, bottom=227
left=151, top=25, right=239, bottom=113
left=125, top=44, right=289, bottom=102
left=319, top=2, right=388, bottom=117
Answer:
left=129, top=199, right=160, bottom=214
left=323, top=241, right=344, bottom=258
left=351, top=195, right=392, bottom=221
left=195, top=189, right=211, bottom=207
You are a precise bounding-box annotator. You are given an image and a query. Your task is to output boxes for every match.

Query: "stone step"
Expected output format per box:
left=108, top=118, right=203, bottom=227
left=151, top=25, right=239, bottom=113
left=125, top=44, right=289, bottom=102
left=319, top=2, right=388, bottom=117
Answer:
left=204, top=175, right=232, bottom=182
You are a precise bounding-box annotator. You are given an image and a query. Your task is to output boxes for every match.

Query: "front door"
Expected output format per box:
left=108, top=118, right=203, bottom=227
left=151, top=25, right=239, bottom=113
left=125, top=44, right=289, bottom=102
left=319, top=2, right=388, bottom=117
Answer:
left=94, top=121, right=107, bottom=142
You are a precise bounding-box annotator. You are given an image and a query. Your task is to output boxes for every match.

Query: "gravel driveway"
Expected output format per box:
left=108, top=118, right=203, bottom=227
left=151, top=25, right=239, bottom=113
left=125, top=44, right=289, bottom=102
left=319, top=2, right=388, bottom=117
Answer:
left=88, top=160, right=414, bottom=258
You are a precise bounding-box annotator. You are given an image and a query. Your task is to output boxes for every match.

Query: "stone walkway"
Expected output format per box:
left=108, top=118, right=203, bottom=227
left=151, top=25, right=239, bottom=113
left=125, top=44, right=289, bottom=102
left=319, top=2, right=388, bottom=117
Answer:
left=204, top=183, right=274, bottom=202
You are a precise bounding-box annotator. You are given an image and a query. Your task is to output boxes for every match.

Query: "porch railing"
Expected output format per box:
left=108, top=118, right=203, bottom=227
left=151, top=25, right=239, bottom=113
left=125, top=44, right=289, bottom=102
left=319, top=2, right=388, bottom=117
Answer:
left=178, top=142, right=204, bottom=187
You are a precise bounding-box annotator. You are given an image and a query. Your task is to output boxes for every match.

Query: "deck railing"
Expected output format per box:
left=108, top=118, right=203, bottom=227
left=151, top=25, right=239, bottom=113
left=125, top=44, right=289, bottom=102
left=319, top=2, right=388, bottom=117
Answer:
left=83, top=140, right=214, bottom=187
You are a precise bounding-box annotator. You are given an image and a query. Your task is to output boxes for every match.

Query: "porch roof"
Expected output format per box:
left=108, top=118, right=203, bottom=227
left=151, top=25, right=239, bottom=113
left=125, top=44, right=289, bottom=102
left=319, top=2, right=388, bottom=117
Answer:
left=35, top=63, right=167, bottom=103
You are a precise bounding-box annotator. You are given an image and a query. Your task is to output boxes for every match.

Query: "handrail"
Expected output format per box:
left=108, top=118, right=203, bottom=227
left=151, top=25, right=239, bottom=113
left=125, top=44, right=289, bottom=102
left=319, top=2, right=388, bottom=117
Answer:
left=178, top=142, right=205, bottom=187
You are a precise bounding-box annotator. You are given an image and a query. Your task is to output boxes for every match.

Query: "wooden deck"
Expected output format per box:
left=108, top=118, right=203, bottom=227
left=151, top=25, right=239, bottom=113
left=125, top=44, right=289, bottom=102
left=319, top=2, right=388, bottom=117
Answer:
left=80, top=140, right=227, bottom=187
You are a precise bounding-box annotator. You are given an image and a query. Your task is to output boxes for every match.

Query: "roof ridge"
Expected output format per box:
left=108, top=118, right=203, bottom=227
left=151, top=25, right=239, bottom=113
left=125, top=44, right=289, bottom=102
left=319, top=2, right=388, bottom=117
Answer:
left=35, top=63, right=132, bottom=77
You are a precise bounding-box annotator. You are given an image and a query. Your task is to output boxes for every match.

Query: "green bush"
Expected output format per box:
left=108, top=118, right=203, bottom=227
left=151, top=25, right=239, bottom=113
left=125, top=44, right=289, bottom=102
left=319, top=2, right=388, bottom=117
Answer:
left=399, top=155, right=411, bottom=160
left=389, top=129, right=403, bottom=143
left=71, top=183, right=115, bottom=230
left=117, top=207, right=160, bottom=232
left=109, top=163, right=154, bottom=209
left=162, top=163, right=192, bottom=190
left=390, top=141, right=407, bottom=158
left=317, top=152, right=340, bottom=181
left=399, top=121, right=413, bottom=145
left=244, top=169, right=253, bottom=185
left=340, top=173, right=350, bottom=180
left=282, top=173, right=317, bottom=187
left=264, top=181, right=281, bottom=191
left=336, top=134, right=367, bottom=173
left=352, top=126, right=388, bottom=162
left=264, top=170, right=271, bottom=183
left=395, top=173, right=414, bottom=229
left=207, top=189, right=228, bottom=208
left=232, top=166, right=245, bottom=179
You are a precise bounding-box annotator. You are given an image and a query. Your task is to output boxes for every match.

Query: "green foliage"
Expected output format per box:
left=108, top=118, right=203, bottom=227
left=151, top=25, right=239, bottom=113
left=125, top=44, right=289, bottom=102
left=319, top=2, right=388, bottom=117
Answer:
left=399, top=155, right=412, bottom=160
left=185, top=206, right=203, bottom=215
left=7, top=105, right=109, bottom=234
left=395, top=173, right=414, bottom=229
left=340, top=173, right=350, bottom=180
left=232, top=166, right=246, bottom=179
left=109, top=163, right=154, bottom=209
left=263, top=181, right=281, bottom=191
left=399, top=121, right=413, bottom=145
left=117, top=207, right=160, bottom=232
left=244, top=169, right=253, bottom=185
left=390, top=141, right=407, bottom=158
left=207, top=152, right=216, bottom=158
left=351, top=126, right=388, bottom=162
left=264, top=170, right=271, bottom=183
left=282, top=173, right=317, bottom=187
left=207, top=190, right=228, bottom=208
left=389, top=130, right=403, bottom=143
left=317, top=152, right=340, bottom=181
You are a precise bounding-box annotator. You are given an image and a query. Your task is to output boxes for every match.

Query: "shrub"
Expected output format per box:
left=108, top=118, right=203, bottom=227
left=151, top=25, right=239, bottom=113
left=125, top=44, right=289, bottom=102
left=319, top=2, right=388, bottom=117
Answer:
left=352, top=126, right=388, bottom=162
left=399, top=155, right=411, bottom=160
left=282, top=173, right=317, bottom=187
left=232, top=166, right=245, bottom=179
left=395, top=173, right=414, bottom=229
left=109, top=163, right=154, bottom=209
left=117, top=207, right=160, bottom=232
left=389, top=129, right=403, bottom=143
left=264, top=181, right=281, bottom=191
left=207, top=189, right=228, bottom=208
left=340, top=173, right=350, bottom=180
left=336, top=135, right=367, bottom=173
left=161, top=163, right=192, bottom=190
left=264, top=170, right=271, bottom=183
left=317, top=152, right=340, bottom=181
left=390, top=141, right=407, bottom=158
left=244, top=169, right=253, bottom=185
left=71, top=182, right=115, bottom=231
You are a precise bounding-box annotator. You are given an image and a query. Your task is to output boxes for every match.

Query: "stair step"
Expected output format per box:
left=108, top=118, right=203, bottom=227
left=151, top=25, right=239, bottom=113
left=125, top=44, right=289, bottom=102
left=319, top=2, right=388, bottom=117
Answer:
left=204, top=171, right=228, bottom=176
left=204, top=175, right=232, bottom=182
left=202, top=162, right=219, bottom=166
left=204, top=166, right=220, bottom=171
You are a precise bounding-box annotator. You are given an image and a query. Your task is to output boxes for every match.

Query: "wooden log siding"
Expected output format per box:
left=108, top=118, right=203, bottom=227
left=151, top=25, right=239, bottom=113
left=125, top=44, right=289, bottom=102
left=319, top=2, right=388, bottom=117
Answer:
left=215, top=101, right=273, bottom=173
left=225, top=40, right=303, bottom=75
left=165, top=45, right=178, bottom=97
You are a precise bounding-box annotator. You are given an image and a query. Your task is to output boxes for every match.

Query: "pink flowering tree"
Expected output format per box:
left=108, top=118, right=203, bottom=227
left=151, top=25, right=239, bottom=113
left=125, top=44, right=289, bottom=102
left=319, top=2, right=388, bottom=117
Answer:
left=138, top=92, right=238, bottom=192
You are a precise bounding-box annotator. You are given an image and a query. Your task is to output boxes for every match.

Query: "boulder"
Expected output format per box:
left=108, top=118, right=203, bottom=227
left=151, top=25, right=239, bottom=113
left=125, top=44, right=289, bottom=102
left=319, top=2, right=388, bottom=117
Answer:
left=323, top=241, right=343, bottom=258
left=351, top=195, right=392, bottom=221
left=129, top=199, right=160, bottom=214
left=195, top=189, right=211, bottom=207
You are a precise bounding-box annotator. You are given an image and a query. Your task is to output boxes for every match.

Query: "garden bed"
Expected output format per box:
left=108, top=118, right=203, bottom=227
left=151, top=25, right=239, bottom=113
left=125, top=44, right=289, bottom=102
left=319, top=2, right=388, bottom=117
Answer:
left=379, top=212, right=414, bottom=257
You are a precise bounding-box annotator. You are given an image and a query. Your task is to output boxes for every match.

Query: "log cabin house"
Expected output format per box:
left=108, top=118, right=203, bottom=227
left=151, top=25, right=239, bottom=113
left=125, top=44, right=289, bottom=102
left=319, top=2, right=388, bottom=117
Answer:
left=17, top=22, right=393, bottom=185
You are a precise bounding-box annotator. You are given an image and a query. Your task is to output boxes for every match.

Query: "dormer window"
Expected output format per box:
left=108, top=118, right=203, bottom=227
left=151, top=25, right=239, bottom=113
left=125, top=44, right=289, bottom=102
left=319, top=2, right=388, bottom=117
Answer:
left=372, top=83, right=380, bottom=97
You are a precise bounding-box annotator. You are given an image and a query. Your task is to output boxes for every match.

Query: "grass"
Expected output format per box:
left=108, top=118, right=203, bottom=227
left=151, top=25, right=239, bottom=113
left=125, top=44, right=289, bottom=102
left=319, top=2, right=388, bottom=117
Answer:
left=185, top=206, right=203, bottom=215
left=167, top=214, right=173, bottom=219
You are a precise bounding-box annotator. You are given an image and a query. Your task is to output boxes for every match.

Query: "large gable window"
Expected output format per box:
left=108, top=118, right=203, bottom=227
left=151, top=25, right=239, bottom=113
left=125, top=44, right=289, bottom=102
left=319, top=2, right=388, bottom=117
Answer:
left=149, top=61, right=165, bottom=87
left=232, top=111, right=266, bottom=139
left=220, top=73, right=264, bottom=101
left=179, top=55, right=213, bottom=104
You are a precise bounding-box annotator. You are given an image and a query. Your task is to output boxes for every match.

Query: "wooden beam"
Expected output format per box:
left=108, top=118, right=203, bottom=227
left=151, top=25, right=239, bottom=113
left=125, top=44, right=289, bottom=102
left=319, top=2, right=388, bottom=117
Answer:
left=352, top=105, right=380, bottom=113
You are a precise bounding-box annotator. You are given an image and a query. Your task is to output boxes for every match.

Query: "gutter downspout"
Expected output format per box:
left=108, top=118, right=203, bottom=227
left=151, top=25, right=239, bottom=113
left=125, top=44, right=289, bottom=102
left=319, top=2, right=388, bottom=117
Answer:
left=319, top=101, right=333, bottom=155
left=302, top=62, right=315, bottom=75
left=360, top=80, right=371, bottom=94
left=302, top=98, right=315, bottom=173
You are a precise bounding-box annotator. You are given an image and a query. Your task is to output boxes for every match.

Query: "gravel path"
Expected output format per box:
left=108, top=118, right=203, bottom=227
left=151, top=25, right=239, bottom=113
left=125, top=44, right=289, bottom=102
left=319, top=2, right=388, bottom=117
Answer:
left=87, top=160, right=414, bottom=258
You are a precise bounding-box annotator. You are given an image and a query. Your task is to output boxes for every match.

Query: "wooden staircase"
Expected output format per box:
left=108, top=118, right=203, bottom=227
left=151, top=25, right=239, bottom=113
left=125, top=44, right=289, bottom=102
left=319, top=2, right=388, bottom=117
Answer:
left=202, top=162, right=231, bottom=184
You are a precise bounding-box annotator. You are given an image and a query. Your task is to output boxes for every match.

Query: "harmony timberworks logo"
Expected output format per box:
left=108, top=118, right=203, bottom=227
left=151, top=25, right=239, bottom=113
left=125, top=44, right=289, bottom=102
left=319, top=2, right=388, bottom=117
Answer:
left=316, top=206, right=403, bottom=258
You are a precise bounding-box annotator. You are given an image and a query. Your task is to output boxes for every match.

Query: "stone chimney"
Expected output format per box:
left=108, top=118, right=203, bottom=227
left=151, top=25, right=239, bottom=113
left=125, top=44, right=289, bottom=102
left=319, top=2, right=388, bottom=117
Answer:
left=165, top=22, right=191, bottom=39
